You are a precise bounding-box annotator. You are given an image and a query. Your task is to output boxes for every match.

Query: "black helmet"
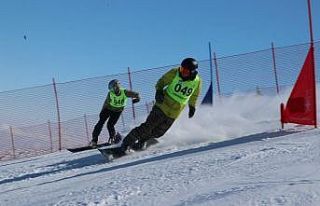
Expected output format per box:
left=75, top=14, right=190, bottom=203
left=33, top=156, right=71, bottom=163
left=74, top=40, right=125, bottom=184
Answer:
left=108, top=79, right=120, bottom=90
left=181, top=58, right=198, bottom=71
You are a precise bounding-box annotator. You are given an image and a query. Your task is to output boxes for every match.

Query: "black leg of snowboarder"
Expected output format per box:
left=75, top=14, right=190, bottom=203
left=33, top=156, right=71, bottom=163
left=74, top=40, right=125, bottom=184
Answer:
left=92, top=107, right=111, bottom=144
left=106, top=111, right=122, bottom=143
left=128, top=106, right=174, bottom=150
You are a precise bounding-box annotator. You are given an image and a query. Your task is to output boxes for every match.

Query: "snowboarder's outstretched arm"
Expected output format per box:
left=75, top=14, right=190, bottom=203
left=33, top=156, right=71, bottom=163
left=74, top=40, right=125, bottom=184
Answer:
left=125, top=90, right=140, bottom=103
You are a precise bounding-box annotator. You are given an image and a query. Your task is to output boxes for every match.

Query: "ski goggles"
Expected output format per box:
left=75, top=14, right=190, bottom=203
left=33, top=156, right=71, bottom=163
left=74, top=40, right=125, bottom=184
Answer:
left=180, top=66, right=191, bottom=77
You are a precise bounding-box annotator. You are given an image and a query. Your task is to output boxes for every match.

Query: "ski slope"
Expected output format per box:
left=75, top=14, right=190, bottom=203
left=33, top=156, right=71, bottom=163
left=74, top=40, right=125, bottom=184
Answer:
left=1, top=92, right=320, bottom=206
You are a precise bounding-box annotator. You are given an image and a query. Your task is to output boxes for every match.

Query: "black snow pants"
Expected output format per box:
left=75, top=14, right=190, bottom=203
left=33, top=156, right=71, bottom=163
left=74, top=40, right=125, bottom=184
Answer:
left=92, top=107, right=122, bottom=143
left=123, top=105, right=175, bottom=148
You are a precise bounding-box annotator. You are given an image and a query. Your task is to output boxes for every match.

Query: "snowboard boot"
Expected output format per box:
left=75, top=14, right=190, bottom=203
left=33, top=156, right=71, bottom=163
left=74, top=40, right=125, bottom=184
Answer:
left=110, top=132, right=122, bottom=144
left=131, top=138, right=159, bottom=151
left=131, top=140, right=147, bottom=151
left=89, top=140, right=98, bottom=148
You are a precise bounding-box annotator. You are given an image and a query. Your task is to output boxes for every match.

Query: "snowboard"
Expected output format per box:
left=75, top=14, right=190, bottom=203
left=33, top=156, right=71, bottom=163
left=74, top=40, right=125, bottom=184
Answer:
left=98, top=138, right=159, bottom=161
left=67, top=142, right=111, bottom=153
left=67, top=133, right=122, bottom=153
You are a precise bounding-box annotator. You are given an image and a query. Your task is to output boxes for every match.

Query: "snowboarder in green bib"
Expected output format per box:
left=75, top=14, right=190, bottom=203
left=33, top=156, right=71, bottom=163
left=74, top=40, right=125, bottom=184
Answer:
left=89, top=79, right=140, bottom=148
left=115, top=57, right=202, bottom=154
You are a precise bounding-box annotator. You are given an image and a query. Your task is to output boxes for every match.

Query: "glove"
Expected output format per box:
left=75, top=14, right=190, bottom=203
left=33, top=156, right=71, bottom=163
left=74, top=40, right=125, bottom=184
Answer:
left=132, top=97, right=140, bottom=104
left=188, top=105, right=196, bottom=118
left=155, top=90, right=164, bottom=103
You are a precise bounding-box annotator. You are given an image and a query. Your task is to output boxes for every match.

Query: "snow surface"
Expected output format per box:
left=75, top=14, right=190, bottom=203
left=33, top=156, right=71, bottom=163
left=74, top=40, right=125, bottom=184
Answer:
left=1, top=91, right=320, bottom=206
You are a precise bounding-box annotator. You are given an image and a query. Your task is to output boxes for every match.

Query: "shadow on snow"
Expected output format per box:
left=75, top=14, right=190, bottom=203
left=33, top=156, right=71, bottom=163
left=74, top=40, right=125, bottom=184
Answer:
left=0, top=153, right=106, bottom=186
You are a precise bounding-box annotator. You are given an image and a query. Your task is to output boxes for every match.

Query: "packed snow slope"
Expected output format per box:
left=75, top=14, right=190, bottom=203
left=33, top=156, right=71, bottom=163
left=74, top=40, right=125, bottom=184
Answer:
left=1, top=92, right=320, bottom=206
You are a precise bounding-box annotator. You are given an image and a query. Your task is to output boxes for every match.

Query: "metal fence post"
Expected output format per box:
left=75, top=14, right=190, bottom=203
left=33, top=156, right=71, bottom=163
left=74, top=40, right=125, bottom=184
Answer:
left=271, top=42, right=280, bottom=94
left=307, top=0, right=317, bottom=128
left=121, top=113, right=125, bottom=132
left=213, top=52, right=221, bottom=96
left=209, top=42, right=214, bottom=103
left=145, top=102, right=150, bottom=114
left=52, top=78, right=62, bottom=151
left=9, top=126, right=16, bottom=159
left=48, top=120, right=53, bottom=152
left=84, top=114, right=90, bottom=143
left=127, top=67, right=136, bottom=120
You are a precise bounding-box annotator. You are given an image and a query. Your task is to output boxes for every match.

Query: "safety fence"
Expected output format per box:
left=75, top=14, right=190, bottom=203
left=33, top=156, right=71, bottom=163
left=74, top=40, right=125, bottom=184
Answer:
left=0, top=41, right=319, bottom=161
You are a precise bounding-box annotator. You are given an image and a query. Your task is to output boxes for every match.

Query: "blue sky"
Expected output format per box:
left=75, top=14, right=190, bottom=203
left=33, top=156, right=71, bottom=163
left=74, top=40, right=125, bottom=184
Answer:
left=0, top=0, right=319, bottom=92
